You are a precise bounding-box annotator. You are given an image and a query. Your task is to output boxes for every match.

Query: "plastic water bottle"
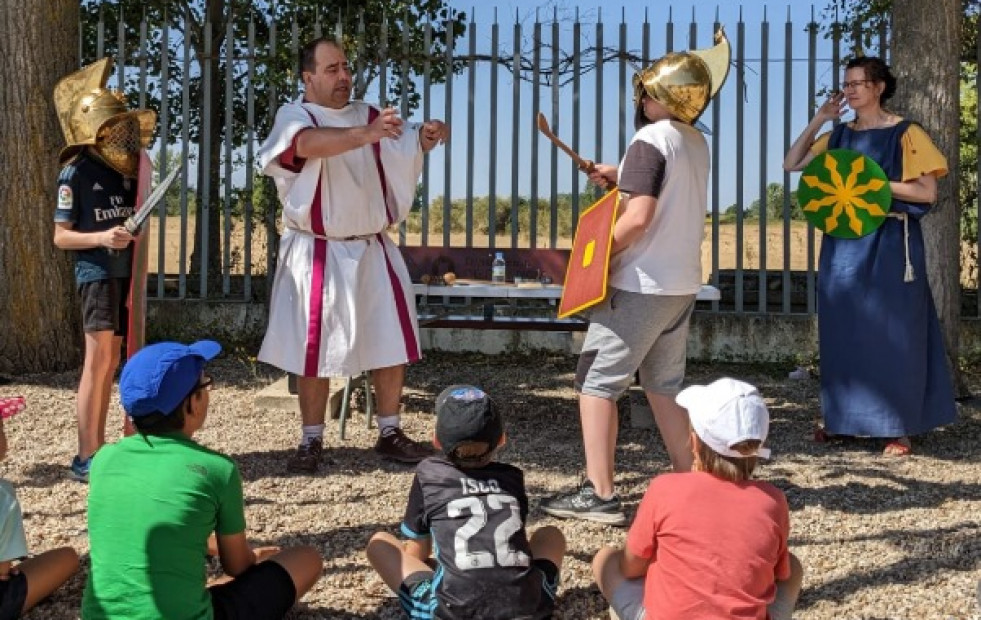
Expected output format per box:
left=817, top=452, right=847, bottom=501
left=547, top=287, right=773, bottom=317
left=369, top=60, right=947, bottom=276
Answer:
left=491, top=252, right=506, bottom=283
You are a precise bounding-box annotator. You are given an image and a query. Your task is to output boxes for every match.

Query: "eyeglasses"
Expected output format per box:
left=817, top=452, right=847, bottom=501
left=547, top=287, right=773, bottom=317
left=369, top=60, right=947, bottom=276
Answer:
left=194, top=377, right=214, bottom=393
left=841, top=79, right=873, bottom=90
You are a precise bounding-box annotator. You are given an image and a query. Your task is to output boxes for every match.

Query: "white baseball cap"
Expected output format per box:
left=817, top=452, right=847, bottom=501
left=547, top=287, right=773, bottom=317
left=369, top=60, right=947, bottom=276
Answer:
left=676, top=378, right=771, bottom=459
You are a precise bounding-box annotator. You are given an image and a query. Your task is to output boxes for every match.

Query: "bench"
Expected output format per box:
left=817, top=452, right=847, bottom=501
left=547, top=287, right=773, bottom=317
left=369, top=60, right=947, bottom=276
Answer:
left=399, top=246, right=720, bottom=330
left=400, top=246, right=583, bottom=330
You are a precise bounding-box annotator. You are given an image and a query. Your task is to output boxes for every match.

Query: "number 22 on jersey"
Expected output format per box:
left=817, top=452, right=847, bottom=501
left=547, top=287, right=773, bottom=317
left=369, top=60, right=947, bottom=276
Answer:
left=447, top=494, right=530, bottom=571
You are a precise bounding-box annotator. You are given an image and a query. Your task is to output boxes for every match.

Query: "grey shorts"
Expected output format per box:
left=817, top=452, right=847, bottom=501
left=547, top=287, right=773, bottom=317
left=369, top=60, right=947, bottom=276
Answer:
left=576, top=289, right=695, bottom=400
left=610, top=577, right=646, bottom=620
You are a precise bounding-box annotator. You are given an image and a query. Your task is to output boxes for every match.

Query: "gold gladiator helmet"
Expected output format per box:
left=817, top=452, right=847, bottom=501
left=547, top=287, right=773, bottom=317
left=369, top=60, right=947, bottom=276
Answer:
left=632, top=29, right=731, bottom=125
left=53, top=58, right=156, bottom=177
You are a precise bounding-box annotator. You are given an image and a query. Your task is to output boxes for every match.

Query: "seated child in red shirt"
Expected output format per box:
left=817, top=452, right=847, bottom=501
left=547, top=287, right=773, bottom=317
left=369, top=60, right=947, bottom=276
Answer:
left=592, top=378, right=804, bottom=620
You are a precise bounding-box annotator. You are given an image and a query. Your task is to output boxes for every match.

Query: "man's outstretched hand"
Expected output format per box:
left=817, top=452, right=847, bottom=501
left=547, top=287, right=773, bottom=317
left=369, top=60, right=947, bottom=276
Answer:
left=420, top=120, right=449, bottom=152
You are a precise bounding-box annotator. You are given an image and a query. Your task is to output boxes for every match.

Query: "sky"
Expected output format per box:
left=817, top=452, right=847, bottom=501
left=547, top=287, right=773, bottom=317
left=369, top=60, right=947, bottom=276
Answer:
left=396, top=0, right=865, bottom=212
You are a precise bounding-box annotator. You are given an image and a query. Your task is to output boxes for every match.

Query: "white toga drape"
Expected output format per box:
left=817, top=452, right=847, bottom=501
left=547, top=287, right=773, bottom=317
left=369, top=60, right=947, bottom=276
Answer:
left=255, top=98, right=424, bottom=377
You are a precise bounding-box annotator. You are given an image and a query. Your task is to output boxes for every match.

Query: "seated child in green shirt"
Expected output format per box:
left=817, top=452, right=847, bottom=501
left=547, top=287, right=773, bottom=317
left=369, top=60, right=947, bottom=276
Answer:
left=82, top=341, right=323, bottom=620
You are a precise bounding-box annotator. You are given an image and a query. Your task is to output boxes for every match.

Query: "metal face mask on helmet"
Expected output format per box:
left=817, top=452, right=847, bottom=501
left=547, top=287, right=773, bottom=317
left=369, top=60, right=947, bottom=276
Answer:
left=95, top=114, right=143, bottom=178
left=54, top=58, right=155, bottom=177
left=633, top=29, right=731, bottom=125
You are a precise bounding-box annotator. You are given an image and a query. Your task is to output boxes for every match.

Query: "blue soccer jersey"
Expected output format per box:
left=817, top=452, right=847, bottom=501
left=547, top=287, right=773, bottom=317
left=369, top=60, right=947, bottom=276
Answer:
left=54, top=151, right=135, bottom=284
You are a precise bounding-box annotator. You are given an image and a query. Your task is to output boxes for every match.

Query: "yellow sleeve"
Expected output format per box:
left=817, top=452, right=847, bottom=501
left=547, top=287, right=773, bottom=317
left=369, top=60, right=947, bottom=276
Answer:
left=901, top=123, right=948, bottom=181
left=808, top=132, right=831, bottom=156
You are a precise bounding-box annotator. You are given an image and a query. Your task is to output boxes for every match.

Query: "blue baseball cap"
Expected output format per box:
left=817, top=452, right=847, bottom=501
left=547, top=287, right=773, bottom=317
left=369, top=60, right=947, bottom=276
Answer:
left=120, top=340, right=222, bottom=417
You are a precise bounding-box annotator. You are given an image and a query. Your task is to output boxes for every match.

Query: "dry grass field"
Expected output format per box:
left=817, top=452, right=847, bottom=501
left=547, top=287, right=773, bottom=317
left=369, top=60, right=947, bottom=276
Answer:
left=142, top=216, right=980, bottom=289
left=144, top=216, right=824, bottom=283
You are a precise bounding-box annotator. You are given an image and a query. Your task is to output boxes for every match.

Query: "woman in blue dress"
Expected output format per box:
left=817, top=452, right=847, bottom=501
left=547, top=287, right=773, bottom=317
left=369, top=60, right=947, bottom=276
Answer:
left=783, top=56, right=956, bottom=456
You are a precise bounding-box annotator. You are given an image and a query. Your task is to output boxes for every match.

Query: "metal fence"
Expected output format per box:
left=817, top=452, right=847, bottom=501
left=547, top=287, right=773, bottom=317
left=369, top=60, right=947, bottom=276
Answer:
left=79, top=5, right=980, bottom=317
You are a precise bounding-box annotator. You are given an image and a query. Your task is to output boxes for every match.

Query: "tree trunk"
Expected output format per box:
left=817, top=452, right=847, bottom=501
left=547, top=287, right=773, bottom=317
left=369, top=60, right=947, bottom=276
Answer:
left=891, top=1, right=967, bottom=396
left=0, top=1, right=81, bottom=374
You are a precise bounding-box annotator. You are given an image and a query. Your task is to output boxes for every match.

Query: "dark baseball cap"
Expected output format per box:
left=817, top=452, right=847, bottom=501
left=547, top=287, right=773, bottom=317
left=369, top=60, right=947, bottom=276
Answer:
left=435, top=385, right=503, bottom=457
left=119, top=340, right=221, bottom=417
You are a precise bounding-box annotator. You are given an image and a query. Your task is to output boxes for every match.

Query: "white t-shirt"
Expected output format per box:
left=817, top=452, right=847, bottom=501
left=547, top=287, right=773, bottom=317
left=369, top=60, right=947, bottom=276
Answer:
left=609, top=119, right=709, bottom=295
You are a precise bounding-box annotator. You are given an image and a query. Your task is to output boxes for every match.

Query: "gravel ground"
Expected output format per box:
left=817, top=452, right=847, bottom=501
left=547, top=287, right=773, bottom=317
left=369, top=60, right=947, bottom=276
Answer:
left=1, top=351, right=979, bottom=620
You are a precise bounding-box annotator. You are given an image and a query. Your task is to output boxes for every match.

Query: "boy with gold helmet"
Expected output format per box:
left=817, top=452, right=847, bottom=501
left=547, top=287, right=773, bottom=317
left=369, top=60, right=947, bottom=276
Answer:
left=51, top=58, right=155, bottom=482
left=541, top=31, right=730, bottom=525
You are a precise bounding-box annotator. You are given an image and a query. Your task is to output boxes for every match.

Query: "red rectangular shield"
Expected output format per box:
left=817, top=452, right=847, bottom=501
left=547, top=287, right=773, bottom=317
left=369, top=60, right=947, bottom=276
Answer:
left=557, top=189, right=618, bottom=318
left=126, top=151, right=153, bottom=358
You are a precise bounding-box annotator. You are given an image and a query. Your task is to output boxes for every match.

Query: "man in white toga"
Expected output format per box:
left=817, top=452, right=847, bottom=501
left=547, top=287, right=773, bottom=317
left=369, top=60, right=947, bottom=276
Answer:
left=256, top=37, right=449, bottom=472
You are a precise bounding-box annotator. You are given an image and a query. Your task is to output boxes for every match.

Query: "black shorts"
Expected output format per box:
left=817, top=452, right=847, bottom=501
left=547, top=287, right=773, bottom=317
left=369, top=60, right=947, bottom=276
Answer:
left=210, top=560, right=297, bottom=620
left=0, top=572, right=28, bottom=620
left=78, top=277, right=130, bottom=336
left=399, top=558, right=560, bottom=619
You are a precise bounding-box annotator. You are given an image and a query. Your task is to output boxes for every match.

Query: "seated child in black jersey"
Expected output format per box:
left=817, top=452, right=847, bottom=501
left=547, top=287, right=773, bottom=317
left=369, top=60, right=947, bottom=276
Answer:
left=367, top=385, right=566, bottom=619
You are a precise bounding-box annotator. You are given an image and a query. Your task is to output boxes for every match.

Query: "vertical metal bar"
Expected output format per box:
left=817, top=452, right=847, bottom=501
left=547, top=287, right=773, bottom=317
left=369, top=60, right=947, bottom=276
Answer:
left=878, top=20, right=889, bottom=60
left=758, top=12, right=768, bottom=313
left=735, top=14, right=745, bottom=313
left=710, top=16, right=720, bottom=313
left=96, top=4, right=105, bottom=59
left=116, top=8, right=125, bottom=89
left=356, top=13, right=366, bottom=97
left=465, top=15, right=476, bottom=247
left=666, top=8, right=674, bottom=53
left=200, top=22, right=213, bottom=298
left=550, top=11, right=560, bottom=248
left=266, top=13, right=278, bottom=280
left=618, top=12, right=627, bottom=158
left=806, top=13, right=818, bottom=315
left=571, top=11, right=581, bottom=230
left=245, top=15, right=255, bottom=301
left=313, top=8, right=321, bottom=39
left=179, top=16, right=191, bottom=299
left=78, top=8, right=84, bottom=66
left=422, top=21, right=432, bottom=247
left=530, top=15, right=541, bottom=248
left=157, top=16, right=170, bottom=299
left=489, top=14, right=499, bottom=249
left=642, top=9, right=650, bottom=68
left=782, top=9, right=792, bottom=314
left=222, top=17, right=234, bottom=296
left=399, top=12, right=410, bottom=246
left=138, top=12, right=147, bottom=108
left=290, top=12, right=298, bottom=100
left=443, top=20, right=453, bottom=247
left=511, top=16, right=521, bottom=248
left=688, top=12, right=696, bottom=51
left=379, top=16, right=388, bottom=108
left=595, top=11, right=604, bottom=198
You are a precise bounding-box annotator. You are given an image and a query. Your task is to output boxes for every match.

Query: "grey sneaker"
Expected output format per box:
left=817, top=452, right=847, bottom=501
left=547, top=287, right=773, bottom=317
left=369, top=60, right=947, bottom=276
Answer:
left=69, top=454, right=92, bottom=483
left=286, top=437, right=324, bottom=473
left=374, top=428, right=435, bottom=464
left=539, top=481, right=626, bottom=525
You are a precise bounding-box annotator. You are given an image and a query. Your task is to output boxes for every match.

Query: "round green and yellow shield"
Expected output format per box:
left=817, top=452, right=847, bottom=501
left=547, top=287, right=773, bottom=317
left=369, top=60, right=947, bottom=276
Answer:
left=797, top=148, right=891, bottom=239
